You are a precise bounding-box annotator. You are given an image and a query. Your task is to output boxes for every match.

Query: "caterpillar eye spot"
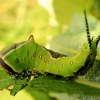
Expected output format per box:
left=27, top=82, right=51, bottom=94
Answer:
left=62, top=64, right=64, bottom=67
left=33, top=53, right=36, bottom=57
left=44, top=58, right=47, bottom=62
left=39, top=55, right=42, bottom=58
left=70, top=62, right=73, bottom=65
left=76, top=57, right=79, bottom=60
left=15, top=59, right=19, bottom=63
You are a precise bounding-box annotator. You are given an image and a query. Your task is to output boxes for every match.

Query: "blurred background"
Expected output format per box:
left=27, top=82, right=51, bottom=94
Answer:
left=0, top=0, right=100, bottom=100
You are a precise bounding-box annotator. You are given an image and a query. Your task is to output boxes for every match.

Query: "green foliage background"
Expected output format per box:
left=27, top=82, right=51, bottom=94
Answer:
left=0, top=0, right=100, bottom=100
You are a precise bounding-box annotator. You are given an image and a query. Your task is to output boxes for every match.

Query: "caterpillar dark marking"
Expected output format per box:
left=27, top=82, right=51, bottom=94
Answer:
left=0, top=11, right=100, bottom=81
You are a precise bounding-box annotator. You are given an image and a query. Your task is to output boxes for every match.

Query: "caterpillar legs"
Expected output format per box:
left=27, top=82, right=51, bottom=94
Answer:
left=44, top=72, right=77, bottom=81
left=14, top=70, right=32, bottom=81
left=14, top=70, right=77, bottom=82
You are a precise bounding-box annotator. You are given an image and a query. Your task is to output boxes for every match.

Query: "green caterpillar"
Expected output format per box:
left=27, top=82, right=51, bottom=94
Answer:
left=0, top=11, right=100, bottom=80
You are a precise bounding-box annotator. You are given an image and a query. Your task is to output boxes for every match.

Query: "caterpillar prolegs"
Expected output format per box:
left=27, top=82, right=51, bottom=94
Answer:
left=0, top=11, right=100, bottom=81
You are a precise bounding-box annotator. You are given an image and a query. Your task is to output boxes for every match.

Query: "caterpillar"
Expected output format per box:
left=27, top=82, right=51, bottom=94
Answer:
left=0, top=11, right=100, bottom=81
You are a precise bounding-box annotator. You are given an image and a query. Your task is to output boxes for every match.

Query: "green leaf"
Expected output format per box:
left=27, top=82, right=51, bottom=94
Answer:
left=53, top=0, right=94, bottom=25
left=29, top=76, right=100, bottom=96
left=0, top=70, right=14, bottom=90
left=0, top=70, right=28, bottom=96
